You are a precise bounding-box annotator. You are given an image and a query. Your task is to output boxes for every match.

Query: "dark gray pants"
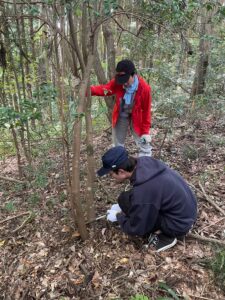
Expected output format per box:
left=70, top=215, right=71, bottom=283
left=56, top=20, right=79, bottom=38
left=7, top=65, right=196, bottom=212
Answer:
left=112, top=116, right=152, bottom=157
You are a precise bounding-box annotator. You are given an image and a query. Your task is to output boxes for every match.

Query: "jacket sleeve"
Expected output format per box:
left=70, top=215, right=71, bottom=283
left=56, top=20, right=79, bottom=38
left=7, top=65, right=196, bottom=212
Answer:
left=90, top=79, right=116, bottom=97
left=141, top=85, right=151, bottom=135
left=117, top=190, right=132, bottom=216
left=117, top=200, right=159, bottom=236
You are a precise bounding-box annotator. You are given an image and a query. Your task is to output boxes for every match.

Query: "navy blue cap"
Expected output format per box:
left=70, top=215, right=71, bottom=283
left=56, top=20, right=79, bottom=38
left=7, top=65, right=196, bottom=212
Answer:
left=97, top=146, right=129, bottom=177
left=115, top=59, right=135, bottom=84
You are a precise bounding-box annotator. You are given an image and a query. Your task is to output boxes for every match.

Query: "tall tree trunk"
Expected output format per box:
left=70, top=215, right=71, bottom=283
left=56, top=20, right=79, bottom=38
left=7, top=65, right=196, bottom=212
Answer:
left=11, top=127, right=23, bottom=178
left=85, top=86, right=96, bottom=222
left=81, top=4, right=96, bottom=222
left=54, top=15, right=71, bottom=192
left=68, top=7, right=91, bottom=240
left=102, top=21, right=116, bottom=79
left=190, top=7, right=214, bottom=97
left=93, top=21, right=116, bottom=121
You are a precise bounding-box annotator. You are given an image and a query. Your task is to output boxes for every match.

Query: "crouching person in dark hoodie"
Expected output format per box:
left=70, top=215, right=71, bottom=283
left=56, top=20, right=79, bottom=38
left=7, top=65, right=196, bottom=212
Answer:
left=97, top=146, right=197, bottom=252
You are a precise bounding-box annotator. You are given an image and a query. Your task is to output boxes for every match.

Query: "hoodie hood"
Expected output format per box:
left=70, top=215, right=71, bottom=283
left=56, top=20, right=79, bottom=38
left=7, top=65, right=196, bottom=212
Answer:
left=131, top=157, right=167, bottom=186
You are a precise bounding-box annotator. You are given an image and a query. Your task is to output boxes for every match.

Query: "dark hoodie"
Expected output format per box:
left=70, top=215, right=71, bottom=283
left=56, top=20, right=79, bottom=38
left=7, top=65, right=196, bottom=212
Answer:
left=117, top=157, right=197, bottom=237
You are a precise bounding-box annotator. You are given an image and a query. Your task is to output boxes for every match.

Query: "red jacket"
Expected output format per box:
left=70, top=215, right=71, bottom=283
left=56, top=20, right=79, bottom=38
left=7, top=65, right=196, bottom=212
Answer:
left=90, top=75, right=152, bottom=136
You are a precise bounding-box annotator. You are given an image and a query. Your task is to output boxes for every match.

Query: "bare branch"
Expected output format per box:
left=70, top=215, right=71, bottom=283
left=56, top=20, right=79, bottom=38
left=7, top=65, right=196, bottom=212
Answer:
left=0, top=175, right=25, bottom=184
left=12, top=212, right=34, bottom=233
left=0, top=211, right=30, bottom=225
left=111, top=16, right=146, bottom=41
left=199, top=181, right=225, bottom=217
left=188, top=232, right=225, bottom=246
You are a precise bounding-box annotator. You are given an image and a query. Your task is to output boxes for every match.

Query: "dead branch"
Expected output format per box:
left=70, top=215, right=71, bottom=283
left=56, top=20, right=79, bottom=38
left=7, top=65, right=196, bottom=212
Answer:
left=156, top=128, right=169, bottom=159
left=96, top=177, right=114, bottom=203
left=0, top=211, right=30, bottom=225
left=86, top=214, right=106, bottom=225
left=111, top=16, right=146, bottom=40
left=188, top=294, right=215, bottom=300
left=187, top=232, right=225, bottom=246
left=0, top=175, right=25, bottom=184
left=200, top=217, right=225, bottom=233
left=198, top=181, right=225, bottom=217
left=12, top=212, right=35, bottom=233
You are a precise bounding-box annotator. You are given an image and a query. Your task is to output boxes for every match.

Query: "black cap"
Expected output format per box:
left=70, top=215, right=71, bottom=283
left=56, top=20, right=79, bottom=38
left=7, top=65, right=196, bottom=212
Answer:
left=115, top=59, right=135, bottom=85
left=97, top=146, right=129, bottom=177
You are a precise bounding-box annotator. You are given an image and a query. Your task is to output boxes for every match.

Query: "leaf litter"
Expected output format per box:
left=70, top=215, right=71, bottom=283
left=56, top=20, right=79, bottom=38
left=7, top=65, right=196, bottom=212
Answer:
left=0, top=117, right=225, bottom=299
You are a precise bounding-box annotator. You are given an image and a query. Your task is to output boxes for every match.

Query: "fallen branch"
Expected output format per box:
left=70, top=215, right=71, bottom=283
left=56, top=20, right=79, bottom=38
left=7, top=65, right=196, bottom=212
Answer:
left=12, top=212, right=35, bottom=233
left=188, top=294, right=215, bottom=300
left=200, top=217, right=225, bottom=233
left=198, top=181, right=225, bottom=217
left=187, top=232, right=225, bottom=246
left=96, top=177, right=114, bottom=203
left=0, top=175, right=25, bottom=184
left=0, top=211, right=30, bottom=225
left=86, top=214, right=106, bottom=225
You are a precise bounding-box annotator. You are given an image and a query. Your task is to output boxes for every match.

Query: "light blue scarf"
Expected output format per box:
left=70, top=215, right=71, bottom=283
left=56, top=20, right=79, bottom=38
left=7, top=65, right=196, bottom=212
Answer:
left=123, top=75, right=139, bottom=105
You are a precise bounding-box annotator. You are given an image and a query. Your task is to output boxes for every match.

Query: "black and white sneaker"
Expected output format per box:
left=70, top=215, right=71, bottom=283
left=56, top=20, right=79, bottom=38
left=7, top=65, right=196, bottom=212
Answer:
left=148, top=233, right=177, bottom=253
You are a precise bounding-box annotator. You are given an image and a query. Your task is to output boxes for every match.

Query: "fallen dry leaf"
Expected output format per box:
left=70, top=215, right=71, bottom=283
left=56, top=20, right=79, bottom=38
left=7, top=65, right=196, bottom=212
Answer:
left=72, top=231, right=81, bottom=238
left=119, top=257, right=129, bottom=264
left=92, top=270, right=102, bottom=288
left=0, top=240, right=5, bottom=247
left=61, top=225, right=71, bottom=232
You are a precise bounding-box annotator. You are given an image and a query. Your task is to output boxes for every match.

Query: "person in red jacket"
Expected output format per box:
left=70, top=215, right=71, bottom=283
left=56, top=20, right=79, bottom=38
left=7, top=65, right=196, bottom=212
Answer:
left=90, top=59, right=152, bottom=156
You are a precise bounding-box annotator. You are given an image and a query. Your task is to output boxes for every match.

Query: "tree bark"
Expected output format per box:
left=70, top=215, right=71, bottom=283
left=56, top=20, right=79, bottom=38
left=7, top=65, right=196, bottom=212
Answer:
left=70, top=56, right=94, bottom=240
left=190, top=6, right=214, bottom=97
left=85, top=86, right=96, bottom=222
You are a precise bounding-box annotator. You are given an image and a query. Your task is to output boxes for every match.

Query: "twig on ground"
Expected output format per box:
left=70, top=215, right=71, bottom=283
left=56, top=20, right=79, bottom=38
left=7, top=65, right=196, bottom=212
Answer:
left=187, top=232, right=225, bottom=246
left=12, top=212, right=35, bottom=233
left=0, top=212, right=30, bottom=225
left=156, top=128, right=169, bottom=159
left=198, top=181, right=225, bottom=216
left=200, top=217, right=225, bottom=233
left=188, top=294, right=215, bottom=300
left=0, top=175, right=25, bottom=184
left=96, top=177, right=114, bottom=202
left=86, top=214, right=106, bottom=225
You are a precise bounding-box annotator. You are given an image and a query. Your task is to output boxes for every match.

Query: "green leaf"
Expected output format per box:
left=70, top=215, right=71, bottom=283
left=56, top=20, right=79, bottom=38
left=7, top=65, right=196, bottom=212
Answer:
left=219, top=6, right=225, bottom=17
left=158, top=282, right=180, bottom=300
left=130, top=294, right=149, bottom=300
left=29, top=6, right=40, bottom=16
left=156, top=298, right=173, bottom=300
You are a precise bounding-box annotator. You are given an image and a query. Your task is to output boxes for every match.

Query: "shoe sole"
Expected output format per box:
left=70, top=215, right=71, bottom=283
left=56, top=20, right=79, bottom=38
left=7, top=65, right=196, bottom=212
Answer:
left=156, top=238, right=177, bottom=253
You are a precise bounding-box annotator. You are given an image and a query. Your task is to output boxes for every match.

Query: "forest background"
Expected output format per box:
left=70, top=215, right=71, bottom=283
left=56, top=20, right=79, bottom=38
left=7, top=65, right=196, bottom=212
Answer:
left=0, top=0, right=225, bottom=299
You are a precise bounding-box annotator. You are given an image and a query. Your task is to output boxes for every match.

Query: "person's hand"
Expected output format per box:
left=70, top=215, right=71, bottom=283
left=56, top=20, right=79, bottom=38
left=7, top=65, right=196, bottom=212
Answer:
left=141, top=134, right=151, bottom=144
left=110, top=204, right=121, bottom=211
left=106, top=204, right=122, bottom=222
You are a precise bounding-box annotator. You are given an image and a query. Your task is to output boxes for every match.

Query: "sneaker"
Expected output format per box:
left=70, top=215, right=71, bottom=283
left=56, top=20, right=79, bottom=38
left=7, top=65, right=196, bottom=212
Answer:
left=148, top=233, right=177, bottom=253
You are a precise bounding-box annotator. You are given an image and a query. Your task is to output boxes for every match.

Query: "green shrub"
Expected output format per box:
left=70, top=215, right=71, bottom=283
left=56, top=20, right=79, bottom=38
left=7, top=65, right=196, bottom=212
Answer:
left=130, top=295, right=149, bottom=300
left=205, top=249, right=225, bottom=292
left=4, top=201, right=16, bottom=212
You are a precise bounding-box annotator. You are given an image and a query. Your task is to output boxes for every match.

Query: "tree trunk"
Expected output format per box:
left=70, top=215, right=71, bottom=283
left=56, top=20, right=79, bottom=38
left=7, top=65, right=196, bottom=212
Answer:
left=70, top=56, right=94, bottom=240
left=94, top=50, right=114, bottom=122
left=11, top=127, right=23, bottom=178
left=93, top=21, right=116, bottom=122
left=102, top=21, right=116, bottom=79
left=190, top=6, right=214, bottom=97
left=85, top=86, right=96, bottom=222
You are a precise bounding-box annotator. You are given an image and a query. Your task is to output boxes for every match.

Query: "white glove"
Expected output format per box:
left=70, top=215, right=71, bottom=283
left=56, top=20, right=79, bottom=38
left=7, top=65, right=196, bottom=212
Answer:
left=106, top=204, right=122, bottom=222
left=141, top=134, right=151, bottom=144
left=110, top=204, right=121, bottom=211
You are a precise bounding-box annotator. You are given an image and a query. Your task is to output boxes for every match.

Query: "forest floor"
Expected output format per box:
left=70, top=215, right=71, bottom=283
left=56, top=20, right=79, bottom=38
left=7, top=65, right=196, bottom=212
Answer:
left=0, top=112, right=225, bottom=300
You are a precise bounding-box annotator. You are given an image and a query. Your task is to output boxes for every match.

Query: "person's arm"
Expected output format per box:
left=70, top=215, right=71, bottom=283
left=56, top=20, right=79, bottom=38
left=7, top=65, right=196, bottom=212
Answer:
left=117, top=190, right=132, bottom=216
left=141, top=86, right=151, bottom=135
left=117, top=201, right=159, bottom=236
left=90, top=79, right=116, bottom=97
